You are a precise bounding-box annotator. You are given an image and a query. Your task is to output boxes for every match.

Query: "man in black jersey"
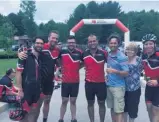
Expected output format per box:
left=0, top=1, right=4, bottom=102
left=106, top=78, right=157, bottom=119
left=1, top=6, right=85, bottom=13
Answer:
left=16, top=37, right=44, bottom=122
left=18, top=31, right=60, bottom=122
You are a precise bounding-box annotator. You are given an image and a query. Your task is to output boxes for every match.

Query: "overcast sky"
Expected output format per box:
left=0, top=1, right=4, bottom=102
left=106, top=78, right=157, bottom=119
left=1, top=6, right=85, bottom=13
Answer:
left=0, top=0, right=159, bottom=24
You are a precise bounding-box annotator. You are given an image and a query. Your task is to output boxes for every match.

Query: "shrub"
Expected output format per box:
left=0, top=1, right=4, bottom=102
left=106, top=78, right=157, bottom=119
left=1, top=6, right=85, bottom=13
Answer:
left=0, top=50, right=17, bottom=59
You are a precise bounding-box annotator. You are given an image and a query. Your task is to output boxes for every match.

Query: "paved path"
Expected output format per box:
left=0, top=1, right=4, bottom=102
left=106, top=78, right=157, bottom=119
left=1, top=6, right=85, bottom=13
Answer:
left=0, top=69, right=149, bottom=122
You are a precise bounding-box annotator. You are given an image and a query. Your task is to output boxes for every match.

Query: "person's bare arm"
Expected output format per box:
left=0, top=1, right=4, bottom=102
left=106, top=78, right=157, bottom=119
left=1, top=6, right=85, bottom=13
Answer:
left=16, top=57, right=26, bottom=97
left=16, top=71, right=22, bottom=90
left=12, top=85, right=18, bottom=91
left=106, top=68, right=129, bottom=77
left=12, top=92, right=18, bottom=95
left=115, top=70, right=129, bottom=76
left=147, top=80, right=159, bottom=86
left=16, top=71, right=24, bottom=97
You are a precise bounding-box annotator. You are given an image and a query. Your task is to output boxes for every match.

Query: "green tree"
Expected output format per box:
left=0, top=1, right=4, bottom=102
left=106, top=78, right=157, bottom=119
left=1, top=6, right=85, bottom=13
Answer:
left=56, top=22, right=69, bottom=42
left=119, top=10, right=159, bottom=43
left=98, top=1, right=122, bottom=43
left=37, top=20, right=69, bottom=43
left=20, top=1, right=36, bottom=20
left=20, top=0, right=37, bottom=37
left=0, top=17, right=17, bottom=49
left=8, top=13, right=25, bottom=36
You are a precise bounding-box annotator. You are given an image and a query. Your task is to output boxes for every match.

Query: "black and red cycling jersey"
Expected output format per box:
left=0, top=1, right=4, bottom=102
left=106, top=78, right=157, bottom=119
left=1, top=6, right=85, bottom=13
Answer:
left=43, top=43, right=59, bottom=59
left=17, top=53, right=41, bottom=87
left=142, top=51, right=159, bottom=86
left=59, top=48, right=82, bottom=83
left=40, top=43, right=60, bottom=80
left=17, top=44, right=60, bottom=82
left=82, top=49, right=107, bottom=83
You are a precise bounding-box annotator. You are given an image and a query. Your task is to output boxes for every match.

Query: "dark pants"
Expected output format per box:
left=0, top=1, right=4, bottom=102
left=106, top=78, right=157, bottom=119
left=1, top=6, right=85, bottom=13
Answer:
left=124, top=88, right=141, bottom=118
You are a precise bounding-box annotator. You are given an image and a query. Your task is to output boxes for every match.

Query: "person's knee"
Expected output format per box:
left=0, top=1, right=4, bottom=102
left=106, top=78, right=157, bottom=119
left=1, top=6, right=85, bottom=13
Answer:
left=36, top=107, right=41, bottom=115
left=44, top=96, right=51, bottom=106
left=62, top=98, right=69, bottom=105
left=146, top=103, right=152, bottom=111
left=44, top=100, right=50, bottom=107
left=114, top=97, right=125, bottom=113
left=43, top=100, right=50, bottom=111
left=97, top=100, right=105, bottom=107
left=152, top=105, right=159, bottom=116
left=87, top=100, right=95, bottom=107
left=70, top=97, right=77, bottom=105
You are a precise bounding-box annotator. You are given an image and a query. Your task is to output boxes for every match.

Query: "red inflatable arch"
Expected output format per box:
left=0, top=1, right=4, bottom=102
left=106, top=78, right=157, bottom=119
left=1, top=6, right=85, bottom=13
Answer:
left=70, top=19, right=130, bottom=46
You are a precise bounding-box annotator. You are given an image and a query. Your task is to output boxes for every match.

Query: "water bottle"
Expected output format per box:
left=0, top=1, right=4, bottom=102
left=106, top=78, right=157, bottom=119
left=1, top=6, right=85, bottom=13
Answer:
left=146, top=77, right=151, bottom=82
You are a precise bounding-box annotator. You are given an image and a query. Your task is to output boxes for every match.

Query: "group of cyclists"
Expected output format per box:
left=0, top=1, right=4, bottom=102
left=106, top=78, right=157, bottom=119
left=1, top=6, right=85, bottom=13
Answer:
left=0, top=30, right=159, bottom=122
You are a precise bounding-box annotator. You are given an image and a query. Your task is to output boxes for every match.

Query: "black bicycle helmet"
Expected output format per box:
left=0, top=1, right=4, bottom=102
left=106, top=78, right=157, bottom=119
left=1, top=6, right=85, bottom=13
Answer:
left=142, top=34, right=157, bottom=44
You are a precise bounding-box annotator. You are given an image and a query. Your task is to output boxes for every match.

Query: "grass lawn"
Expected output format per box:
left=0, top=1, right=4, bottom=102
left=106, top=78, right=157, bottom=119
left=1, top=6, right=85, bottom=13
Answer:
left=0, top=59, right=18, bottom=77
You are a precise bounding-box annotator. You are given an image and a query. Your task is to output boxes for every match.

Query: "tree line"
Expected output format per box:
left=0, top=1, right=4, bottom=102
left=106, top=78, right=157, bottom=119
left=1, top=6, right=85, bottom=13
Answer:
left=0, top=1, right=159, bottom=49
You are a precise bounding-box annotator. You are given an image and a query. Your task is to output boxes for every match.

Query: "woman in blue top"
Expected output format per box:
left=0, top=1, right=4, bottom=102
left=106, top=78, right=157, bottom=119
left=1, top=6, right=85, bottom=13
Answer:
left=124, top=42, right=143, bottom=122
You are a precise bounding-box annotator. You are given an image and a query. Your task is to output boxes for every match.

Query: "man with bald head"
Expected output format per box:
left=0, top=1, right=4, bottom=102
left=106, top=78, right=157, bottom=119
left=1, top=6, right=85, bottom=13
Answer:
left=82, top=34, right=108, bottom=122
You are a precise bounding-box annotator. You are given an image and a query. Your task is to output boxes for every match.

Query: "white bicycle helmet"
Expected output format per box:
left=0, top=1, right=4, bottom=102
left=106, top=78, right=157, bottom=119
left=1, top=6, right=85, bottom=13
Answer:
left=142, top=34, right=157, bottom=43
